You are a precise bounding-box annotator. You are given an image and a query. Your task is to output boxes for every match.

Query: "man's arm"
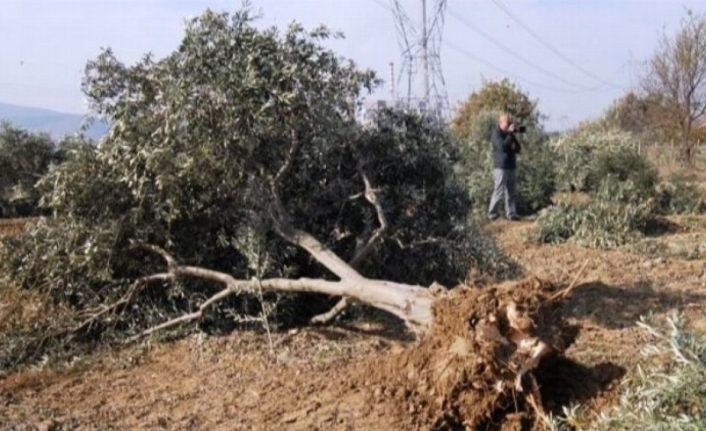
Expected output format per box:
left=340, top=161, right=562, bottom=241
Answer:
left=502, top=134, right=517, bottom=153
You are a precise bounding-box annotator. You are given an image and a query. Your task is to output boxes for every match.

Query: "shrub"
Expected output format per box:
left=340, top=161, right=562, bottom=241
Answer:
left=556, top=313, right=706, bottom=430
left=551, top=127, right=652, bottom=193
left=533, top=203, right=583, bottom=244
left=534, top=178, right=653, bottom=249
left=0, top=123, right=59, bottom=217
left=534, top=125, right=665, bottom=250
left=455, top=110, right=556, bottom=217
left=587, top=149, right=658, bottom=200
left=656, top=174, right=706, bottom=215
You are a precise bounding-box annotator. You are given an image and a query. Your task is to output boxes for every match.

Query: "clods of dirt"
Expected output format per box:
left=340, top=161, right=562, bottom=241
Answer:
left=358, top=277, right=624, bottom=431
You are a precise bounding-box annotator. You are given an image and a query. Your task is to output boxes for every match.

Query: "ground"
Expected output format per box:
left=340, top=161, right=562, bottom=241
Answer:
left=1, top=215, right=706, bottom=430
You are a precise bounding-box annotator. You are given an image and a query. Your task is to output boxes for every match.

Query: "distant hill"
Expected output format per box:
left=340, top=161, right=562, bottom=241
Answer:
left=0, top=102, right=109, bottom=141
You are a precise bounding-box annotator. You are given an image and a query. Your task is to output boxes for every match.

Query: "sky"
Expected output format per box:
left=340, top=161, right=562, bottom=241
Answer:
left=0, top=0, right=703, bottom=131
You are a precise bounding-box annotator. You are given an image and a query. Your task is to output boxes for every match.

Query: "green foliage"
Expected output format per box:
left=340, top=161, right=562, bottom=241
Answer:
left=532, top=203, right=582, bottom=244
left=451, top=79, right=541, bottom=140
left=534, top=126, right=669, bottom=250
left=455, top=110, right=556, bottom=217
left=573, top=179, right=653, bottom=248
left=588, top=147, right=659, bottom=200
left=0, top=123, right=59, bottom=217
left=348, top=110, right=521, bottom=284
left=556, top=314, right=706, bottom=430
left=0, top=8, right=519, bottom=370
left=656, top=174, right=706, bottom=215
left=551, top=126, right=653, bottom=193
left=534, top=178, right=653, bottom=249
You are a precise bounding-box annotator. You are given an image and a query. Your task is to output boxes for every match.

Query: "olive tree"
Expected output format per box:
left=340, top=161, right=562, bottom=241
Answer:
left=1, top=7, right=522, bottom=356
left=1, top=12, right=603, bottom=424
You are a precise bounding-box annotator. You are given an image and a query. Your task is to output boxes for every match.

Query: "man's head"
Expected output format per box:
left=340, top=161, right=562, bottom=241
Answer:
left=498, top=112, right=513, bottom=131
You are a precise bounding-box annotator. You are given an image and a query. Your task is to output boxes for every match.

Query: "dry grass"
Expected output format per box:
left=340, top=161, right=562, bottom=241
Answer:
left=643, top=143, right=706, bottom=183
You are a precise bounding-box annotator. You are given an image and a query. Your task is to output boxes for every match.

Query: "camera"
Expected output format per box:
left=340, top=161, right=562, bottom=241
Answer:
left=511, top=122, right=526, bottom=134
left=504, top=104, right=527, bottom=134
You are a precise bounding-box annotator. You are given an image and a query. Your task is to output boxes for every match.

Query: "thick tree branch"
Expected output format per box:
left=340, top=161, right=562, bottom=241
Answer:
left=270, top=129, right=302, bottom=214
left=311, top=163, right=390, bottom=325
left=349, top=164, right=388, bottom=267
left=310, top=297, right=352, bottom=324
left=277, top=224, right=364, bottom=281
left=128, top=244, right=433, bottom=341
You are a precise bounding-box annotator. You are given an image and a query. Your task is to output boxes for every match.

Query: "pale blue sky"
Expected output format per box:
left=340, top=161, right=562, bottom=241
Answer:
left=0, top=0, right=702, bottom=130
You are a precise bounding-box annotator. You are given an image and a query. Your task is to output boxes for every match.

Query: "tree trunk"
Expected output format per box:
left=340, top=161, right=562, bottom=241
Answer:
left=683, top=139, right=693, bottom=162
left=682, top=120, right=693, bottom=163
left=130, top=241, right=434, bottom=339
left=681, top=131, right=691, bottom=163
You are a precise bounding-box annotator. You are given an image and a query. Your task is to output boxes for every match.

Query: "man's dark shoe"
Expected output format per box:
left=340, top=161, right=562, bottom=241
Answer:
left=508, top=215, right=521, bottom=221
left=488, top=214, right=499, bottom=221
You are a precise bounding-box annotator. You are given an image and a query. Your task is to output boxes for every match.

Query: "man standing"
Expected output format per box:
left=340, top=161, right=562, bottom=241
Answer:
left=488, top=112, right=521, bottom=221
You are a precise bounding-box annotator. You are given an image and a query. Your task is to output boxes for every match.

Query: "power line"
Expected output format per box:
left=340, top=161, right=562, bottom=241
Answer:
left=442, top=40, right=584, bottom=94
left=370, top=0, right=620, bottom=97
left=489, top=0, right=622, bottom=89
left=384, top=0, right=450, bottom=118
left=446, top=7, right=606, bottom=91
left=371, top=0, right=596, bottom=95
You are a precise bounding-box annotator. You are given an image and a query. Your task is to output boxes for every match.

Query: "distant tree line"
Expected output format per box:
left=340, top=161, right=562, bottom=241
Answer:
left=0, top=122, right=83, bottom=218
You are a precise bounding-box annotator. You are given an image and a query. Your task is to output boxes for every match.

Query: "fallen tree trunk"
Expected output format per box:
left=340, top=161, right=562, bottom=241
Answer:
left=114, top=136, right=440, bottom=339
left=130, top=242, right=434, bottom=338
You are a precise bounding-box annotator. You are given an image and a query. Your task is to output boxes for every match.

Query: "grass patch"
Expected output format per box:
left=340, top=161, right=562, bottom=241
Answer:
left=551, top=313, right=706, bottom=430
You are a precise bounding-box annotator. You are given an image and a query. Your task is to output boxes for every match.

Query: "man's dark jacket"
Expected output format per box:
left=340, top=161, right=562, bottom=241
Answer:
left=491, top=127, right=521, bottom=170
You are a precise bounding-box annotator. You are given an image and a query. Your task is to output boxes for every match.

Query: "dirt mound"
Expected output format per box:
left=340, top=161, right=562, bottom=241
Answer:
left=359, top=277, right=624, bottom=430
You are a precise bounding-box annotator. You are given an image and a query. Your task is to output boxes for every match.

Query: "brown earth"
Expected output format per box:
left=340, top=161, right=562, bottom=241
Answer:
left=1, top=215, right=706, bottom=430
left=0, top=218, right=37, bottom=239
left=351, top=278, right=624, bottom=431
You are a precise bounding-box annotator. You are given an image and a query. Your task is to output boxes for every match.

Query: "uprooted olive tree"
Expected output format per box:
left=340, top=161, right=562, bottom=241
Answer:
left=1, top=7, right=517, bottom=359
left=0, top=9, right=623, bottom=428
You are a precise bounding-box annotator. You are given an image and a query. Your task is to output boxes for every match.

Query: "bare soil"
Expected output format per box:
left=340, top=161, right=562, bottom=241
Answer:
left=1, top=215, right=706, bottom=430
left=0, top=218, right=37, bottom=239
left=351, top=278, right=624, bottom=431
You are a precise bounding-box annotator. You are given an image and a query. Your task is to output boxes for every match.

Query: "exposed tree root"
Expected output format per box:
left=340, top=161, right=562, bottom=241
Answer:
left=358, top=277, right=623, bottom=431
